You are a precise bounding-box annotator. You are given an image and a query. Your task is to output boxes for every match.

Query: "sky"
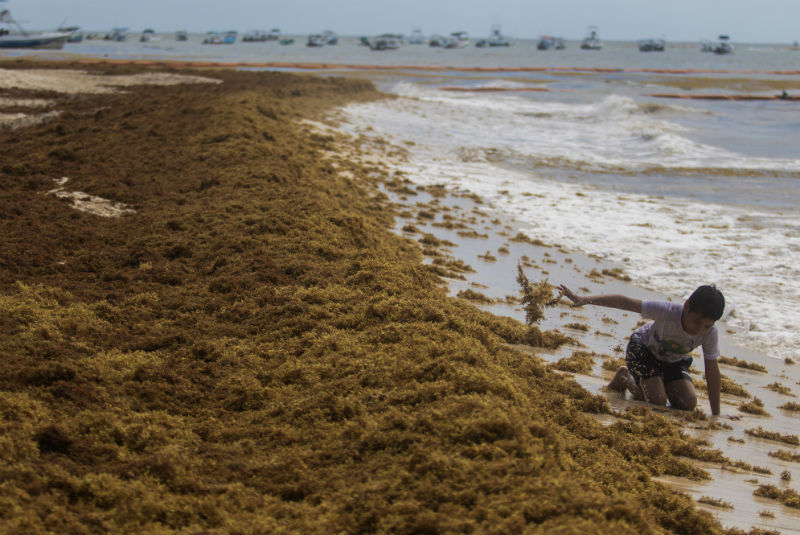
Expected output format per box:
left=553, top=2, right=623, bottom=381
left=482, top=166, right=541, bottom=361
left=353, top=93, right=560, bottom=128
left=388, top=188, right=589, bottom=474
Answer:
left=5, top=0, right=800, bottom=44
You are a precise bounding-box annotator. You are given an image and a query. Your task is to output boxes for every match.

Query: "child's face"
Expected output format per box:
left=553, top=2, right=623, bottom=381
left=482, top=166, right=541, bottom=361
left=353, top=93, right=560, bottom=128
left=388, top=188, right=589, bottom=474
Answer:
left=682, top=305, right=716, bottom=336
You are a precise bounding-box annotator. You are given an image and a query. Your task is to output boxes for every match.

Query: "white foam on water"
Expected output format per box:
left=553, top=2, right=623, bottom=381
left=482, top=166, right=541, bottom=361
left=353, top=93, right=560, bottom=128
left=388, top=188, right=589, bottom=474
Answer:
left=337, top=83, right=800, bottom=361
left=383, top=82, right=800, bottom=173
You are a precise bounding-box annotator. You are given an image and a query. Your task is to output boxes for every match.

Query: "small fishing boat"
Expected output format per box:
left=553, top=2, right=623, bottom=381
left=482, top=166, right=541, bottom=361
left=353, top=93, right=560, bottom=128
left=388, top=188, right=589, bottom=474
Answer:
left=203, top=30, right=236, bottom=44
left=443, top=31, right=469, bottom=48
left=242, top=30, right=269, bottom=42
left=307, top=33, right=326, bottom=47
left=580, top=26, right=602, bottom=50
left=0, top=9, right=72, bottom=49
left=638, top=38, right=665, bottom=52
left=322, top=30, right=338, bottom=44
left=307, top=30, right=338, bottom=47
left=477, top=25, right=511, bottom=47
left=368, top=34, right=402, bottom=51
left=537, top=35, right=565, bottom=50
left=104, top=27, right=128, bottom=41
left=139, top=28, right=158, bottom=42
left=267, top=28, right=281, bottom=41
left=175, top=30, right=187, bottom=41
left=408, top=28, right=424, bottom=44
left=713, top=34, right=733, bottom=54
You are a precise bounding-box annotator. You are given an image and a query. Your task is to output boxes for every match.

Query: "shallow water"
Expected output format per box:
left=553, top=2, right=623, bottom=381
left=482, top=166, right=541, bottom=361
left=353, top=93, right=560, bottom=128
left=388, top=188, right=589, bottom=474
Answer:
left=334, top=72, right=800, bottom=365
left=381, top=184, right=800, bottom=533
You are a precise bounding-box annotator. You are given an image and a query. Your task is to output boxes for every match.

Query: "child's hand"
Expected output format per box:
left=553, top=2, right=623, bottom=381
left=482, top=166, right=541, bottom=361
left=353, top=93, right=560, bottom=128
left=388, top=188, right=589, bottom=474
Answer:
left=558, top=285, right=587, bottom=307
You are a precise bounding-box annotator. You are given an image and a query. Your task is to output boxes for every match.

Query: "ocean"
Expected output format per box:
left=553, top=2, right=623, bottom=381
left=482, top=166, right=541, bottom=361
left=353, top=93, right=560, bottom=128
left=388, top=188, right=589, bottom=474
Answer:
left=7, top=33, right=800, bottom=362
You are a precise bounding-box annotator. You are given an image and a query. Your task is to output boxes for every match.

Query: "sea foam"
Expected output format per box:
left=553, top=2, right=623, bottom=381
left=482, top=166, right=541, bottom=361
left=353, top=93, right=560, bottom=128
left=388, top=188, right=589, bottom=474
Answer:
left=338, top=82, right=800, bottom=361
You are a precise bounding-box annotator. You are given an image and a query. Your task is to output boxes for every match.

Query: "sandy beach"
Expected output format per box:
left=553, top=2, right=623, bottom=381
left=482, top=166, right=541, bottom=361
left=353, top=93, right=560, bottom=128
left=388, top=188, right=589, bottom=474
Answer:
left=1, top=60, right=797, bottom=534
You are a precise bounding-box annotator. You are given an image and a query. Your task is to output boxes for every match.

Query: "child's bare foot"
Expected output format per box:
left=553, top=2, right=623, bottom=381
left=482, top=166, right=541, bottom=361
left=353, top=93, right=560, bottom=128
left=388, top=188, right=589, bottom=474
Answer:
left=608, top=366, right=633, bottom=392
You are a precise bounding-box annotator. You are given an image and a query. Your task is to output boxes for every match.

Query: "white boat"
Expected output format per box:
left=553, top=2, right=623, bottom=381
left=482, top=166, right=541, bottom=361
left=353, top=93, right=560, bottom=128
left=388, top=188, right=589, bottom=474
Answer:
left=307, top=33, right=326, bottom=47
left=428, top=34, right=446, bottom=47
left=242, top=30, right=269, bottom=42
left=443, top=31, right=469, bottom=48
left=139, top=28, right=159, bottom=42
left=105, top=27, right=128, bottom=42
left=307, top=30, right=338, bottom=47
left=203, top=30, right=236, bottom=44
left=322, top=30, right=338, bottom=44
left=713, top=34, right=733, bottom=54
left=537, top=35, right=565, bottom=50
left=0, top=9, right=72, bottom=49
left=488, top=25, right=511, bottom=46
left=368, top=34, right=401, bottom=51
left=580, top=26, right=602, bottom=50
left=408, top=28, right=424, bottom=44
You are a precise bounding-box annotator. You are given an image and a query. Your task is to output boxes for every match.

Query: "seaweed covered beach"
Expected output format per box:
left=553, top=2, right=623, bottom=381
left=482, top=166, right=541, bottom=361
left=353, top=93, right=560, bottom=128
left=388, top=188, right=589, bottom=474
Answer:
left=0, top=60, right=769, bottom=533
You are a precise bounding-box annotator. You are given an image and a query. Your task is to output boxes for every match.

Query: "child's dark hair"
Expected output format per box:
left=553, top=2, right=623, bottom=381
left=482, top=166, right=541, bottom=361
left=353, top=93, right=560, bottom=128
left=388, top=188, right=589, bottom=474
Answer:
left=687, top=285, right=725, bottom=320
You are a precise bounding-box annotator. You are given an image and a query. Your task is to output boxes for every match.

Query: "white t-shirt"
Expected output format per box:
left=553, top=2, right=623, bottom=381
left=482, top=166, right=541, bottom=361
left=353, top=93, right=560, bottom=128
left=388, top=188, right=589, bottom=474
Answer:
left=631, top=300, right=720, bottom=363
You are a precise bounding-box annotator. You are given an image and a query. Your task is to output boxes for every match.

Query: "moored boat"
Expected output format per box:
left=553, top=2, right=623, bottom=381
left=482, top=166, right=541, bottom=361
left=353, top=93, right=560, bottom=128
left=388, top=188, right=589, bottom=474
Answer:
left=580, top=26, right=602, bottom=50
left=537, top=35, right=565, bottom=50
left=638, top=38, right=665, bottom=52
left=408, top=28, right=424, bottom=44
left=104, top=27, right=128, bottom=41
left=368, top=34, right=402, bottom=51
left=203, top=30, right=236, bottom=44
left=0, top=9, right=71, bottom=49
left=477, top=25, right=511, bottom=47
left=444, top=31, right=469, bottom=48
left=713, top=34, right=733, bottom=54
left=140, top=28, right=158, bottom=42
left=243, top=30, right=269, bottom=42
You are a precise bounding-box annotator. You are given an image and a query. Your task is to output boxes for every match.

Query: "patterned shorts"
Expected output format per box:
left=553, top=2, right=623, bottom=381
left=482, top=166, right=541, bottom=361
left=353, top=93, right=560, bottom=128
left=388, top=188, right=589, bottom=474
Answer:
left=625, top=339, right=693, bottom=385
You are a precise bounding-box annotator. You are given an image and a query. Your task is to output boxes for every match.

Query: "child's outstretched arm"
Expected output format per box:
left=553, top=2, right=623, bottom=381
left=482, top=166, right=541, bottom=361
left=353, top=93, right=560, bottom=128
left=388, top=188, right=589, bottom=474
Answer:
left=704, top=358, right=722, bottom=416
left=559, top=285, right=643, bottom=314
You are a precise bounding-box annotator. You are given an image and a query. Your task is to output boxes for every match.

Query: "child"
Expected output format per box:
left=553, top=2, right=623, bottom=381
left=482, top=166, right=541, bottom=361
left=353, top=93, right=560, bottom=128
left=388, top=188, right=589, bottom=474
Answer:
left=558, top=284, right=724, bottom=416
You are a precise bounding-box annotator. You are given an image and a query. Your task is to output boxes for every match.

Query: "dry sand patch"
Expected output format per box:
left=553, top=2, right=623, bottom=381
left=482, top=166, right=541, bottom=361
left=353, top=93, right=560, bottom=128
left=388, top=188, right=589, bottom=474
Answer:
left=0, top=68, right=221, bottom=130
left=0, top=68, right=221, bottom=94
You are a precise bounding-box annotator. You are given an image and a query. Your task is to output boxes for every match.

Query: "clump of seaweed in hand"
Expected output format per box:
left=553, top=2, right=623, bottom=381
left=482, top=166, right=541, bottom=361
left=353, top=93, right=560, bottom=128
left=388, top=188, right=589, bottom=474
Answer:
left=516, top=264, right=559, bottom=325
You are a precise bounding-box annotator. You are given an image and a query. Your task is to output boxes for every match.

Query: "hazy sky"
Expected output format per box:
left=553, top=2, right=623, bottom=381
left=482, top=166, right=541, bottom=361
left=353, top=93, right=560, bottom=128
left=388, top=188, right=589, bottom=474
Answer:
left=6, top=0, right=800, bottom=43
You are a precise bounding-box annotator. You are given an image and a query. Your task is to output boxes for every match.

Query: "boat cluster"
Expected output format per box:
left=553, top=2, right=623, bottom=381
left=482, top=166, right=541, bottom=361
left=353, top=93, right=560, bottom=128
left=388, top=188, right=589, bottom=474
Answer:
left=0, top=11, right=745, bottom=56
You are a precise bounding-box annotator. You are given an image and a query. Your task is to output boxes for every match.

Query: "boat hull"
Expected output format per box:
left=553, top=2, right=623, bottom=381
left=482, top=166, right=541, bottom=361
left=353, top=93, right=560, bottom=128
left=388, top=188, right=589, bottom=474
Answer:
left=0, top=33, right=71, bottom=49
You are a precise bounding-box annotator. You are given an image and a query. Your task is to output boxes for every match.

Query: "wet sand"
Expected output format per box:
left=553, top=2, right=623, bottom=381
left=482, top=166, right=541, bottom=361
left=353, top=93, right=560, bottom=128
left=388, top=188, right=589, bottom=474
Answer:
left=339, top=146, right=800, bottom=533
left=1, top=60, right=797, bottom=534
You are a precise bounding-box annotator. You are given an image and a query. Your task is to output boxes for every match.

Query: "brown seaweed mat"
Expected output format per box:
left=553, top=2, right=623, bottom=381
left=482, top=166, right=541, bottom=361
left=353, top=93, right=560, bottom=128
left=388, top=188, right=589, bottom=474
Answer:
left=0, top=60, right=733, bottom=533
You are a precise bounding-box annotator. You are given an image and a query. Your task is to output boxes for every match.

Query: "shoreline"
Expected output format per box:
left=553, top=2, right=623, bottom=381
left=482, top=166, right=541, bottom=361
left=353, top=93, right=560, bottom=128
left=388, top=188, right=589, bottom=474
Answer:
left=315, top=106, right=800, bottom=532
left=7, top=54, right=800, bottom=76
left=1, top=60, right=797, bottom=533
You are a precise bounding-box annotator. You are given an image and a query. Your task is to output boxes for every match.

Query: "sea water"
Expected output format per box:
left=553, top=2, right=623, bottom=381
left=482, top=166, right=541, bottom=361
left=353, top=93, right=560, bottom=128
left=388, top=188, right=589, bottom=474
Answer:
left=6, top=34, right=800, bottom=362
left=336, top=76, right=800, bottom=363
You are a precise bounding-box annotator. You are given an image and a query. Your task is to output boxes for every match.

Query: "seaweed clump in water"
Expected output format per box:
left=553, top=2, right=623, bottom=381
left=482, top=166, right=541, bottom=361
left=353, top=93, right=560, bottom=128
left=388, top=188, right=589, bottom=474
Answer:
left=0, top=62, right=726, bottom=534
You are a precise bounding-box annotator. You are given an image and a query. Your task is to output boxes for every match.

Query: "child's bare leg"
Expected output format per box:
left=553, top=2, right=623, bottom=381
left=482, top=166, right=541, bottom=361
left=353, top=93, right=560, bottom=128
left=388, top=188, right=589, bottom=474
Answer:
left=639, top=376, right=668, bottom=406
left=666, top=379, right=697, bottom=410
left=608, top=366, right=644, bottom=399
